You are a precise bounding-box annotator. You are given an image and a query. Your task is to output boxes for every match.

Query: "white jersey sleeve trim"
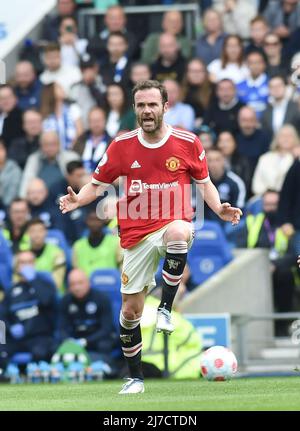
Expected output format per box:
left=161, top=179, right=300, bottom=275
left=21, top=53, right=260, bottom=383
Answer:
left=192, top=176, right=210, bottom=184
left=91, top=178, right=111, bottom=187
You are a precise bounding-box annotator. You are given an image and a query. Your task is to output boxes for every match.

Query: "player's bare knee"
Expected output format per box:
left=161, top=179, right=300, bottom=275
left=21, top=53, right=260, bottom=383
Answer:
left=121, top=307, right=142, bottom=321
left=164, top=223, right=190, bottom=243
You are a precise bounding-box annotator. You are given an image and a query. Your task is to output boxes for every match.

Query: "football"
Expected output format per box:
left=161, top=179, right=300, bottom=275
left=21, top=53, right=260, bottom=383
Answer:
left=200, top=346, right=238, bottom=381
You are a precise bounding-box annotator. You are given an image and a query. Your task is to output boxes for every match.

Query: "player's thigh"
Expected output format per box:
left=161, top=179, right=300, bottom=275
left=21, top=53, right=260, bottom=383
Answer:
left=121, top=238, right=159, bottom=296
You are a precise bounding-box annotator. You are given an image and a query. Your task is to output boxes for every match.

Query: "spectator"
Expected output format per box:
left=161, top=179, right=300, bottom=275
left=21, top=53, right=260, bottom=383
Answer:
left=58, top=16, right=88, bottom=67
left=0, top=250, right=57, bottom=371
left=41, top=82, right=84, bottom=150
left=25, top=178, right=60, bottom=229
left=87, top=5, right=139, bottom=63
left=197, top=125, right=216, bottom=150
left=141, top=10, right=191, bottom=65
left=263, top=32, right=289, bottom=77
left=74, top=107, right=111, bottom=173
left=42, top=0, right=78, bottom=42
left=0, top=85, right=24, bottom=149
left=205, top=147, right=246, bottom=223
left=128, top=62, right=151, bottom=92
left=216, top=131, right=252, bottom=196
left=263, top=0, right=300, bottom=42
left=59, top=268, right=118, bottom=367
left=12, top=61, right=43, bottom=111
left=0, top=140, right=22, bottom=209
left=50, top=160, right=88, bottom=244
left=261, top=75, right=300, bottom=136
left=195, top=9, right=226, bottom=66
left=181, top=58, right=215, bottom=129
left=163, top=79, right=195, bottom=131
left=8, top=109, right=42, bottom=169
left=150, top=33, right=186, bottom=84
left=245, top=15, right=270, bottom=55
left=278, top=157, right=300, bottom=255
left=100, top=31, right=131, bottom=87
left=236, top=106, right=271, bottom=174
left=213, top=0, right=257, bottom=39
left=252, top=124, right=300, bottom=195
left=72, top=208, right=121, bottom=276
left=105, top=83, right=136, bottom=138
left=285, top=25, right=300, bottom=62
left=40, top=43, right=82, bottom=96
left=26, top=219, right=66, bottom=293
left=236, top=50, right=269, bottom=119
left=2, top=199, right=31, bottom=253
left=237, top=189, right=297, bottom=335
left=69, top=55, right=107, bottom=129
left=208, top=35, right=249, bottom=84
left=203, top=78, right=245, bottom=135
left=20, top=131, right=80, bottom=197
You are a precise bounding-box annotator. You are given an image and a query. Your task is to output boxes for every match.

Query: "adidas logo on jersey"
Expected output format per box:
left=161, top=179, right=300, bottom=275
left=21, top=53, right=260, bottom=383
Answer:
left=131, top=160, right=141, bottom=169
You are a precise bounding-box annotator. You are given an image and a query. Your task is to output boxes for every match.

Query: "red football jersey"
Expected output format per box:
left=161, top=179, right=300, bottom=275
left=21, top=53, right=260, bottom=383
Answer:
left=92, top=126, right=209, bottom=248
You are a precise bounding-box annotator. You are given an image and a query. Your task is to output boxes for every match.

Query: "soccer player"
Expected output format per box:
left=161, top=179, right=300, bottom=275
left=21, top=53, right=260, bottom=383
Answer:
left=59, top=80, right=242, bottom=394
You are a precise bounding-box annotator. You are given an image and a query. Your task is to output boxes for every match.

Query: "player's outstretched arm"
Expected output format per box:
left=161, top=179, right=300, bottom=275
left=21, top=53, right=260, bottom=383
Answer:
left=59, top=182, right=108, bottom=214
left=197, top=180, right=243, bottom=225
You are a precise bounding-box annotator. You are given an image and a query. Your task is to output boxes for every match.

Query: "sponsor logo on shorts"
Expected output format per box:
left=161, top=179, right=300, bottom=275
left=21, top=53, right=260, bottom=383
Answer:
left=122, top=272, right=129, bottom=285
left=166, top=157, right=180, bottom=172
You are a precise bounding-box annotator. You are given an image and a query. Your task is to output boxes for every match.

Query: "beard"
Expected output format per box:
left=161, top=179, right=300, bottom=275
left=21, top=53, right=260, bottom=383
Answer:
left=137, top=112, right=164, bottom=134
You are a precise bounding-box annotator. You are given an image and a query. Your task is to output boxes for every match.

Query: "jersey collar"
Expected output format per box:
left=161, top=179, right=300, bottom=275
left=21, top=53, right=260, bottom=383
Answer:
left=137, top=125, right=172, bottom=149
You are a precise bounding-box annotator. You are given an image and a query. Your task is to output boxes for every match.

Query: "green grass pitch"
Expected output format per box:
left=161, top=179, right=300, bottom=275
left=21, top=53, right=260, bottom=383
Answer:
left=0, top=377, right=300, bottom=411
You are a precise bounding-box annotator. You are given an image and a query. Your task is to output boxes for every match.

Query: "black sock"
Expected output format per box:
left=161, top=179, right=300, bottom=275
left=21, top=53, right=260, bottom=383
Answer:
left=159, top=240, right=188, bottom=312
left=119, top=312, right=143, bottom=380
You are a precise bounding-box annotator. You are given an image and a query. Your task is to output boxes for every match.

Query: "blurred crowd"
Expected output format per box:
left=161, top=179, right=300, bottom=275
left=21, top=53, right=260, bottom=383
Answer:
left=1, top=0, right=300, bottom=374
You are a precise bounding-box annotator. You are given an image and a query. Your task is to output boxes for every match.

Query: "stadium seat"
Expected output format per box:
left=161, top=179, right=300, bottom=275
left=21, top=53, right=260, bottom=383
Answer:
left=0, top=231, right=13, bottom=290
left=187, top=221, right=233, bottom=286
left=11, top=352, right=33, bottom=365
left=46, top=229, right=72, bottom=268
left=90, top=269, right=121, bottom=331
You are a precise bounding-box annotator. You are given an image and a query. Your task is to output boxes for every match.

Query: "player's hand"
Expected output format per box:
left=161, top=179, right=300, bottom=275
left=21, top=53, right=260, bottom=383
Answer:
left=280, top=223, right=295, bottom=238
left=218, top=202, right=243, bottom=225
left=59, top=186, right=79, bottom=214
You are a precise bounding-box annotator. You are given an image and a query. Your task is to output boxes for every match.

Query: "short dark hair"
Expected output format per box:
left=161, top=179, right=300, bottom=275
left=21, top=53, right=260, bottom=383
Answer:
left=217, top=78, right=235, bottom=86
left=108, top=31, right=128, bottom=44
left=9, top=198, right=29, bottom=209
left=26, top=218, right=46, bottom=230
left=246, top=49, right=267, bottom=63
left=43, top=42, right=60, bottom=54
left=0, top=84, right=16, bottom=95
left=66, top=160, right=84, bottom=175
left=269, top=74, right=287, bottom=85
left=132, top=80, right=168, bottom=105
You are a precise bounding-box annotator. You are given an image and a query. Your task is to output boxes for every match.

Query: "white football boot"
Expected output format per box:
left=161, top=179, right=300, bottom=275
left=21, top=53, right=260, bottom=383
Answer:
left=156, top=307, right=174, bottom=335
left=118, top=378, right=145, bottom=394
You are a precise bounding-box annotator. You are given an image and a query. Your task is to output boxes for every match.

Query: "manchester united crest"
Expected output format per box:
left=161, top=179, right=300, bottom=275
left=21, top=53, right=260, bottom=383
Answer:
left=165, top=157, right=180, bottom=172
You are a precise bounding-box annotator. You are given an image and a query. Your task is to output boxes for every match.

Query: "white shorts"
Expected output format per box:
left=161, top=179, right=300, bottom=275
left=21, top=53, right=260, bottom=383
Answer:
left=121, top=220, right=194, bottom=294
